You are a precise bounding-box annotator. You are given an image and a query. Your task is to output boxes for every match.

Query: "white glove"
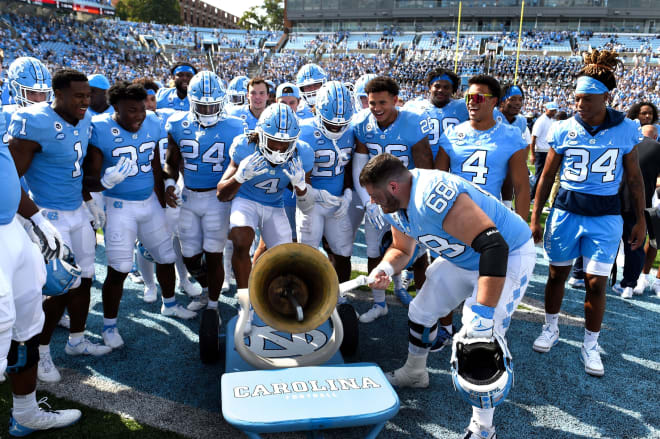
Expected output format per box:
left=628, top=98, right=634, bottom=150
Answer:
left=283, top=157, right=307, bottom=192
left=365, top=201, right=385, bottom=229
left=316, top=189, right=342, bottom=209
left=101, top=156, right=136, bottom=189
left=85, top=200, right=105, bottom=230
left=165, top=178, right=183, bottom=207
left=234, top=152, right=269, bottom=184
left=461, top=304, right=495, bottom=339
left=333, top=188, right=352, bottom=219
left=28, top=212, right=64, bottom=260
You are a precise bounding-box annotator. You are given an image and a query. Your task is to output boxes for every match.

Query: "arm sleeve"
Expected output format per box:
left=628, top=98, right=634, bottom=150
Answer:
left=352, top=152, right=371, bottom=206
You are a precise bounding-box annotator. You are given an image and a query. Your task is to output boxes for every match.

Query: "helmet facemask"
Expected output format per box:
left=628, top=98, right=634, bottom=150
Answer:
left=11, top=81, right=52, bottom=107
left=191, top=97, right=225, bottom=127
left=257, top=127, right=298, bottom=165
left=300, top=80, right=325, bottom=107
left=317, top=114, right=350, bottom=141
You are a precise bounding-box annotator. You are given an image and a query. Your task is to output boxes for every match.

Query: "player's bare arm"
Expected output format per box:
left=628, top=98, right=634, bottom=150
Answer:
left=443, top=192, right=505, bottom=308
left=530, top=148, right=563, bottom=242
left=508, top=148, right=531, bottom=221
left=9, top=137, right=41, bottom=218
left=623, top=146, right=647, bottom=250
left=81, top=145, right=105, bottom=192
left=410, top=137, right=433, bottom=169
left=217, top=159, right=241, bottom=201
left=433, top=146, right=450, bottom=171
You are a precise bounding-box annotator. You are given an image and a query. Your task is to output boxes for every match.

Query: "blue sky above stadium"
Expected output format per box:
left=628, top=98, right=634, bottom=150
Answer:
left=205, top=0, right=264, bottom=18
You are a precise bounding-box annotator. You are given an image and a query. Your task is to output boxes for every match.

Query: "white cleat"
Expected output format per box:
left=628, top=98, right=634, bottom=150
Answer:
left=621, top=286, right=634, bottom=299
left=65, top=337, right=112, bottom=356
left=633, top=275, right=648, bottom=296
left=37, top=352, right=61, bottom=383
left=568, top=277, right=585, bottom=288
left=463, top=420, right=496, bottom=439
left=359, top=304, right=388, bottom=323
left=9, top=398, right=81, bottom=436
left=581, top=343, right=604, bottom=377
left=652, top=279, right=660, bottom=297
left=187, top=291, right=208, bottom=311
left=102, top=326, right=125, bottom=349
left=57, top=313, right=70, bottom=329
left=143, top=284, right=158, bottom=303
left=385, top=366, right=429, bottom=388
left=179, top=280, right=201, bottom=297
left=161, top=303, right=197, bottom=319
left=532, top=324, right=559, bottom=353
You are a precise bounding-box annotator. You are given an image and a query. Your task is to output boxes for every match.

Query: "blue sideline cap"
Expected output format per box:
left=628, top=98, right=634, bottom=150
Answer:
left=88, top=74, right=110, bottom=90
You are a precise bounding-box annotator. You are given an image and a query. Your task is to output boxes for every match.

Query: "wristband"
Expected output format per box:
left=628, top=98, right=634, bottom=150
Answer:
left=375, top=260, right=395, bottom=278
left=164, top=178, right=177, bottom=190
left=471, top=303, right=495, bottom=319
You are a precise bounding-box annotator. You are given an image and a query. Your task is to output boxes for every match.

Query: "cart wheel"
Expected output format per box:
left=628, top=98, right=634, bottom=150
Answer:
left=200, top=308, right=220, bottom=364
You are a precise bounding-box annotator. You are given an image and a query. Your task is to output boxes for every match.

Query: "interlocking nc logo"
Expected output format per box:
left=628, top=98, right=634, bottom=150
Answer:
left=245, top=325, right=329, bottom=358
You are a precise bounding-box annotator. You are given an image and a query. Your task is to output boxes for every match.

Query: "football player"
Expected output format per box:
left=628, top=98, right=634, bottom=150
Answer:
left=87, top=74, right=113, bottom=117
left=132, top=77, right=198, bottom=300
left=86, top=81, right=196, bottom=350
left=156, top=62, right=197, bottom=111
left=217, top=103, right=314, bottom=291
left=295, top=63, right=327, bottom=119
left=226, top=77, right=269, bottom=131
left=164, top=71, right=246, bottom=312
left=297, top=81, right=355, bottom=282
left=361, top=153, right=535, bottom=439
left=1, top=92, right=82, bottom=437
left=9, top=69, right=111, bottom=384
left=352, top=76, right=434, bottom=322
left=404, top=68, right=468, bottom=159
left=530, top=50, right=646, bottom=377
left=226, top=75, right=249, bottom=108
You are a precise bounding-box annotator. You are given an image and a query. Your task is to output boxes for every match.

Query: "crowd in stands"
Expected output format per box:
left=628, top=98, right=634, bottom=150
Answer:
left=1, top=11, right=659, bottom=118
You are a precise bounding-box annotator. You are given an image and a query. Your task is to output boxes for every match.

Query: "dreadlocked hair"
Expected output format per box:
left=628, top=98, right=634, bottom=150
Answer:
left=577, top=50, right=622, bottom=91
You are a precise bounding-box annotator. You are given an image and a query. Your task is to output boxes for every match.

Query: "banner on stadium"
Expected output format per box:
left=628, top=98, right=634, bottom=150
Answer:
left=15, top=0, right=115, bottom=16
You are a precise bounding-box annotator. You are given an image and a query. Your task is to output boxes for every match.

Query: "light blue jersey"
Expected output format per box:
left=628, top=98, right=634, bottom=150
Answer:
left=226, top=104, right=259, bottom=131
left=0, top=112, right=21, bottom=225
left=441, top=120, right=527, bottom=199
left=156, top=87, right=190, bottom=111
left=383, top=169, right=531, bottom=271
left=87, top=106, right=114, bottom=118
left=155, top=108, right=179, bottom=165
left=494, top=109, right=529, bottom=141
left=91, top=112, right=164, bottom=201
left=299, top=118, right=354, bottom=196
left=230, top=135, right=315, bottom=207
left=353, top=108, right=428, bottom=169
left=405, top=98, right=468, bottom=158
left=1, top=105, right=17, bottom=147
left=551, top=115, right=641, bottom=196
left=296, top=105, right=314, bottom=121
left=166, top=112, right=246, bottom=189
left=9, top=102, right=91, bottom=211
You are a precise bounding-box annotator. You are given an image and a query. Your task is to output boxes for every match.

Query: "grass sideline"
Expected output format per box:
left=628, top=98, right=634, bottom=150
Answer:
left=0, top=380, right=184, bottom=438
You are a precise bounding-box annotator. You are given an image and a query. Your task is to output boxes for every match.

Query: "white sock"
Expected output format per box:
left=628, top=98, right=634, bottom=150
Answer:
left=472, top=407, right=495, bottom=428
left=38, top=345, right=50, bottom=356
left=584, top=329, right=599, bottom=349
left=172, top=237, right=190, bottom=285
left=103, top=318, right=117, bottom=330
left=442, top=324, right=453, bottom=334
left=393, top=274, right=403, bottom=291
left=207, top=300, right=218, bottom=309
left=372, top=289, right=386, bottom=304
left=69, top=332, right=84, bottom=343
left=12, top=391, right=38, bottom=420
left=223, top=241, right=234, bottom=283
left=163, top=296, right=176, bottom=306
left=136, top=251, right=155, bottom=288
left=545, top=313, right=559, bottom=329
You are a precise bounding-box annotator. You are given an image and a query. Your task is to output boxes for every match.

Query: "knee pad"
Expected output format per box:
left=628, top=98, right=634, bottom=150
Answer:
left=186, top=254, right=208, bottom=285
left=408, top=319, right=438, bottom=349
left=154, top=240, right=176, bottom=265
left=6, top=334, right=39, bottom=374
left=111, top=260, right=134, bottom=275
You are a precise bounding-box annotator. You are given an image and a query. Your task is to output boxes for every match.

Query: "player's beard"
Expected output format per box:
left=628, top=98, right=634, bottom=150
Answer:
left=380, top=191, right=400, bottom=214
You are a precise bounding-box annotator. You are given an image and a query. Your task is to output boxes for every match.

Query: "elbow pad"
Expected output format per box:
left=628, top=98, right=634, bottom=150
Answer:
left=471, top=227, right=509, bottom=277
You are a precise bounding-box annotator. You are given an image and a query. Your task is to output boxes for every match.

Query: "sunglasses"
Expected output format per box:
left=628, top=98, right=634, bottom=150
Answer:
left=465, top=93, right=494, bottom=105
